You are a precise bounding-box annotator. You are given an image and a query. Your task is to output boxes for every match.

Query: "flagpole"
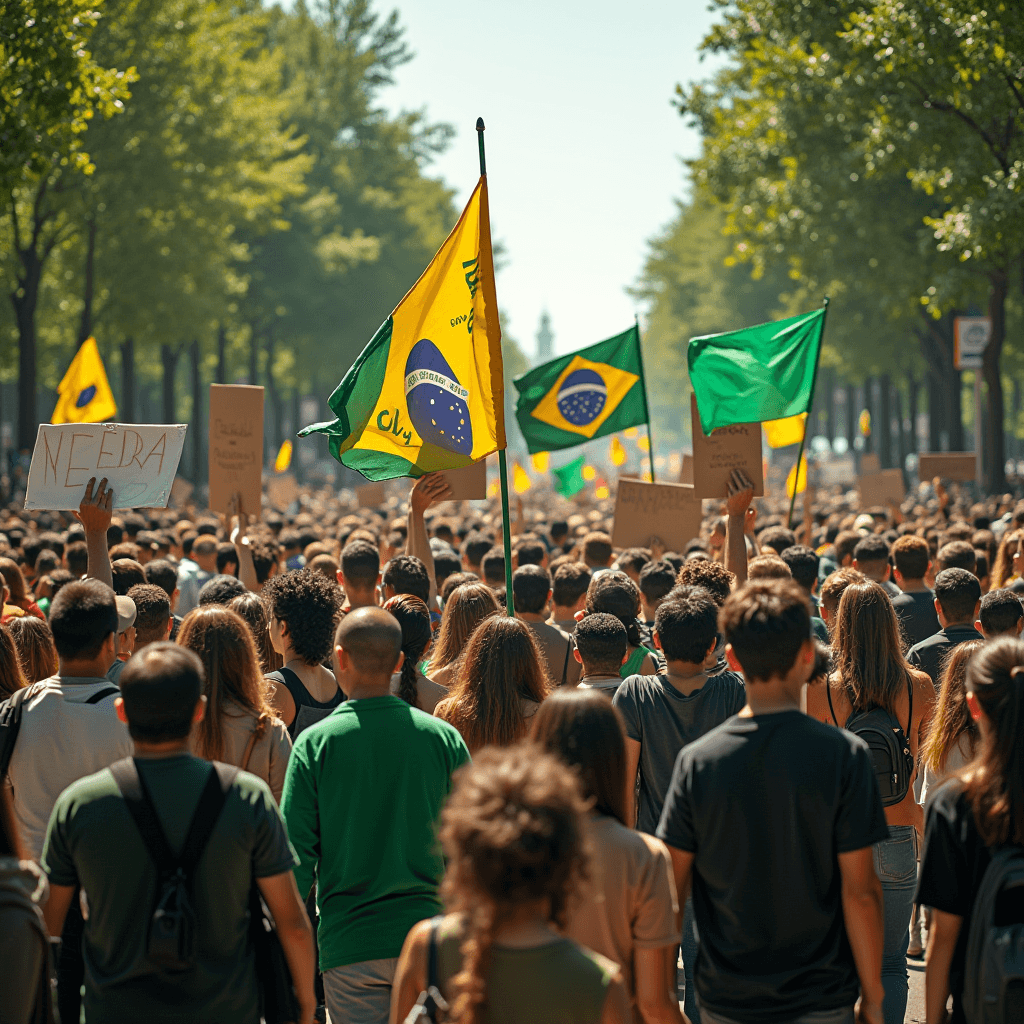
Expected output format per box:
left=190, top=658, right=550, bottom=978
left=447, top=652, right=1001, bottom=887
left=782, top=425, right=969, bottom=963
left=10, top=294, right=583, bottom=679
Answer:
left=634, top=314, right=656, bottom=483
left=476, top=118, right=515, bottom=616
left=787, top=296, right=830, bottom=525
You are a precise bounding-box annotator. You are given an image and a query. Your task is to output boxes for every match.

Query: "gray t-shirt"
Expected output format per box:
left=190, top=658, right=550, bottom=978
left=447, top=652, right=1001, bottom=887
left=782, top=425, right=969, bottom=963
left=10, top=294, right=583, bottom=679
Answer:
left=613, top=671, right=746, bottom=834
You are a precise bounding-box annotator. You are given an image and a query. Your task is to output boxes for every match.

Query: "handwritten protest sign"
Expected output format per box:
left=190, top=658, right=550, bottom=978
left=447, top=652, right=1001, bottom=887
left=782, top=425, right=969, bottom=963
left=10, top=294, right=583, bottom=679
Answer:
left=612, top=479, right=703, bottom=554
left=208, top=385, right=264, bottom=516
left=266, top=473, right=299, bottom=511
left=25, top=423, right=186, bottom=511
left=690, top=395, right=764, bottom=498
left=918, top=452, right=976, bottom=482
left=858, top=468, right=905, bottom=508
left=679, top=454, right=693, bottom=485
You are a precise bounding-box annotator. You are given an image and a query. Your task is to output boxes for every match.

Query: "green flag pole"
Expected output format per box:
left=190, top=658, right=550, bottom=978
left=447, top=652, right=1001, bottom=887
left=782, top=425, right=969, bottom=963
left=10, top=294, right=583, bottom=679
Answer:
left=477, top=117, right=515, bottom=616
left=787, top=296, right=830, bottom=525
left=634, top=314, right=656, bottom=483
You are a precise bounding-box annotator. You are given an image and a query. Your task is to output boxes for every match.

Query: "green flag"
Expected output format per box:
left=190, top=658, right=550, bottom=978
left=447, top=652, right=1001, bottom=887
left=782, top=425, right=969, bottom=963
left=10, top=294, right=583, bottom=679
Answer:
left=552, top=455, right=586, bottom=497
left=687, top=306, right=827, bottom=436
left=513, top=325, right=649, bottom=455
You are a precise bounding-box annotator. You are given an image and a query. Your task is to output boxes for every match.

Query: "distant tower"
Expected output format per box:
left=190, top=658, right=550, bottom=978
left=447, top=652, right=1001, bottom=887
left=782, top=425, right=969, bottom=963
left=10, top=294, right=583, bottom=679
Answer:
left=535, top=311, right=554, bottom=364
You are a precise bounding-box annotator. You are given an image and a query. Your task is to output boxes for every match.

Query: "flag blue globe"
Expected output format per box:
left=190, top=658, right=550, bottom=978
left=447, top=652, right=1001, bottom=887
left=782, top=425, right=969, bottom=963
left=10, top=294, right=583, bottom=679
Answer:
left=557, top=369, right=607, bottom=426
left=75, top=386, right=97, bottom=408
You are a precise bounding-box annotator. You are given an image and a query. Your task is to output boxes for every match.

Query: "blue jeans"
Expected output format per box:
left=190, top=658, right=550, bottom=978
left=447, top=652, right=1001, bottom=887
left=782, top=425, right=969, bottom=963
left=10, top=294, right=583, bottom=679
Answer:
left=681, top=896, right=700, bottom=1023
left=873, top=825, right=918, bottom=1024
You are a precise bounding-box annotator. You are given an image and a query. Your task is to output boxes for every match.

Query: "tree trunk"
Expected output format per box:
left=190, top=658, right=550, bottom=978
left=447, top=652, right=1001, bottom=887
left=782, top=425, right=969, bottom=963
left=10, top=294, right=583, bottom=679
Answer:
left=985, top=269, right=1008, bottom=492
left=824, top=368, right=836, bottom=442
left=216, top=324, right=227, bottom=384
left=908, top=376, right=919, bottom=456
left=249, top=328, right=260, bottom=386
left=845, top=383, right=857, bottom=447
left=879, top=374, right=893, bottom=468
left=292, top=390, right=301, bottom=483
left=893, top=382, right=905, bottom=471
left=161, top=344, right=182, bottom=423
left=190, top=340, right=203, bottom=482
left=76, top=217, right=97, bottom=347
left=950, top=367, right=964, bottom=453
left=264, top=333, right=280, bottom=454
left=12, top=247, right=41, bottom=451
left=1012, top=376, right=1021, bottom=463
left=120, top=338, right=136, bottom=422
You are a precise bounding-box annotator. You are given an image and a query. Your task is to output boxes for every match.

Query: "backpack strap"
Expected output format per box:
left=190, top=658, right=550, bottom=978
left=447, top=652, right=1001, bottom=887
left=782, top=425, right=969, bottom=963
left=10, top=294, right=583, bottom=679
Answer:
left=905, top=672, right=913, bottom=739
left=0, top=683, right=39, bottom=779
left=179, top=764, right=236, bottom=878
left=560, top=637, right=571, bottom=686
left=85, top=685, right=119, bottom=705
left=825, top=678, right=841, bottom=726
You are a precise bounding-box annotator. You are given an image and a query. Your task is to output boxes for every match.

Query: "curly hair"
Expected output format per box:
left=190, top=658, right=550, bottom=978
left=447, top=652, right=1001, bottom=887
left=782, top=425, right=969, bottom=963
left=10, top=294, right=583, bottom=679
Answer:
left=673, top=558, right=734, bottom=607
left=439, top=746, right=591, bottom=1024
left=382, top=594, right=433, bottom=707
left=262, top=567, right=341, bottom=666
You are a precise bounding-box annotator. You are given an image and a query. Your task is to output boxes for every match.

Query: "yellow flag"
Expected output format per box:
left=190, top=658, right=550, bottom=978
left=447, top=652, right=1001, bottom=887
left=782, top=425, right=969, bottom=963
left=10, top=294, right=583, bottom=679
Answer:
left=610, top=435, right=627, bottom=466
left=595, top=484, right=610, bottom=500
left=513, top=461, right=532, bottom=494
left=487, top=478, right=500, bottom=497
left=624, top=426, right=639, bottom=439
left=786, top=454, right=808, bottom=498
left=274, top=440, right=293, bottom=473
left=763, top=412, right=807, bottom=449
left=582, top=464, right=597, bottom=481
left=859, top=409, right=871, bottom=436
left=638, top=434, right=651, bottom=452
left=530, top=451, right=549, bottom=473
left=51, top=338, right=117, bottom=424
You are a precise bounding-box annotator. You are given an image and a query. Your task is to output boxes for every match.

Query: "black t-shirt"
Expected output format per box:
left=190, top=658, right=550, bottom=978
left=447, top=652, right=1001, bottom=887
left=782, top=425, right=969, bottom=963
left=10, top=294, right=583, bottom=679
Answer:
left=657, top=711, right=889, bottom=1022
left=890, top=589, right=940, bottom=647
left=908, top=624, right=985, bottom=689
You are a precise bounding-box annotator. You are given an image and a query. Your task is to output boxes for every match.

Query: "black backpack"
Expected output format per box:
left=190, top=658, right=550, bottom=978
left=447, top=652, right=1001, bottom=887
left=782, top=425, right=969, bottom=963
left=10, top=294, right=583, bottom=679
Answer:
left=828, top=675, right=914, bottom=807
left=963, top=846, right=1024, bottom=1023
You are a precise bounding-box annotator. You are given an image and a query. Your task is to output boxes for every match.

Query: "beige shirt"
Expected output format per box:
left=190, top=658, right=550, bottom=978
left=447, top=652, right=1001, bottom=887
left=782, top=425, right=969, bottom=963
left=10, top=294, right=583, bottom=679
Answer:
left=526, top=620, right=582, bottom=686
left=390, top=670, right=449, bottom=715
left=565, top=813, right=679, bottom=1023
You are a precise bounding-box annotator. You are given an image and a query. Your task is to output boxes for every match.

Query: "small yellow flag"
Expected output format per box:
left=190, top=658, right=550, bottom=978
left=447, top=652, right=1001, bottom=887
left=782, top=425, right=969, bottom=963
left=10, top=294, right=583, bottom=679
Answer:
left=786, top=454, right=808, bottom=499
left=582, top=464, right=597, bottom=482
left=531, top=451, right=549, bottom=473
left=488, top=478, right=500, bottom=497
left=638, top=434, right=651, bottom=453
left=595, top=484, right=610, bottom=500
left=859, top=410, right=871, bottom=436
left=51, top=337, right=117, bottom=424
left=513, top=461, right=532, bottom=494
left=763, top=412, right=807, bottom=449
left=610, top=436, right=627, bottom=466
left=624, top=426, right=639, bottom=439
left=274, top=440, right=293, bottom=473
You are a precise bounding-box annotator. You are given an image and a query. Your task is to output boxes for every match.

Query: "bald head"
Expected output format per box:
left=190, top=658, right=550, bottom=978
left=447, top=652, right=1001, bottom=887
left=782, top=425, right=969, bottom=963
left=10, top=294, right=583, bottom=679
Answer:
left=335, top=606, right=403, bottom=676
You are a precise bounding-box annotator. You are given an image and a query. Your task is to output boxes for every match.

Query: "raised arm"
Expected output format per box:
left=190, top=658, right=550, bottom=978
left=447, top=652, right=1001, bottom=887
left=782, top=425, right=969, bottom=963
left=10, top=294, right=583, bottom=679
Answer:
left=724, top=469, right=754, bottom=586
left=230, top=503, right=259, bottom=592
left=406, top=473, right=451, bottom=607
left=75, top=477, right=114, bottom=590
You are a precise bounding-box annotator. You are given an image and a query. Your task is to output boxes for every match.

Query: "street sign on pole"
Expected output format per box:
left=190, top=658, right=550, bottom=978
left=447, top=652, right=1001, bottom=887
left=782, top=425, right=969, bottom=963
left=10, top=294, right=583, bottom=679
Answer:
left=954, top=317, right=990, bottom=490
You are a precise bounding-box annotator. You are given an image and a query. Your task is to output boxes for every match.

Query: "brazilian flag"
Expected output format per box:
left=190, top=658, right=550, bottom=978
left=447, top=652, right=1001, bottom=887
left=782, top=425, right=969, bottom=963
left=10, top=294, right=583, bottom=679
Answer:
left=513, top=325, right=649, bottom=454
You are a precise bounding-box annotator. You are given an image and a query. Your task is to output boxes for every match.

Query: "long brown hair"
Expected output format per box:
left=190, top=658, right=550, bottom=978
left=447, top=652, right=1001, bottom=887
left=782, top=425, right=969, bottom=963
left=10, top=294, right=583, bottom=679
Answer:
left=228, top=592, right=283, bottom=673
left=177, top=606, right=273, bottom=760
left=434, top=616, right=551, bottom=753
left=427, top=583, right=498, bottom=676
left=0, top=625, right=28, bottom=697
left=962, top=637, right=1024, bottom=845
left=530, top=688, right=627, bottom=825
left=922, top=639, right=984, bottom=773
left=439, top=746, right=590, bottom=1024
left=0, top=558, right=28, bottom=606
left=6, top=616, right=58, bottom=683
left=991, top=529, right=1023, bottom=590
left=383, top=594, right=433, bottom=707
left=831, top=581, right=913, bottom=715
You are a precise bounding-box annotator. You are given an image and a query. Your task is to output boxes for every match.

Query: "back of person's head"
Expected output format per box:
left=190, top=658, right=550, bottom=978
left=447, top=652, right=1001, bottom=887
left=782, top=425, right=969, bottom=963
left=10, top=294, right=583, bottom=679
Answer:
left=551, top=561, right=591, bottom=610
left=21, top=536, right=49, bottom=570
left=335, top=606, right=403, bottom=677
left=979, top=589, right=1023, bottom=638
left=550, top=520, right=569, bottom=545
left=819, top=567, right=867, bottom=619
left=638, top=560, right=677, bottom=608
left=215, top=542, right=239, bottom=574
left=127, top=584, right=171, bottom=646
left=6, top=615, right=57, bottom=683
left=530, top=688, right=628, bottom=824
left=514, top=538, right=547, bottom=568
left=120, top=643, right=203, bottom=743
left=429, top=582, right=499, bottom=673
left=673, top=558, right=734, bottom=607
left=614, top=547, right=651, bottom=577
left=34, top=551, right=59, bottom=578
left=308, top=553, right=341, bottom=582
left=382, top=554, right=430, bottom=603
left=438, top=745, right=589, bottom=1023
left=441, top=571, right=479, bottom=604
left=480, top=547, right=506, bottom=587
left=573, top=612, right=627, bottom=676
left=780, top=545, right=819, bottom=592
left=962, top=637, right=1024, bottom=845
left=581, top=531, right=613, bottom=568
left=747, top=554, right=792, bottom=580
left=834, top=530, right=863, bottom=565
left=655, top=589, right=718, bottom=664
left=934, top=567, right=982, bottom=624
left=937, top=539, right=977, bottom=575
left=49, top=579, right=118, bottom=661
left=432, top=549, right=461, bottom=593
left=110, top=558, right=146, bottom=596
left=0, top=558, right=27, bottom=603
left=892, top=534, right=930, bottom=581
left=262, top=566, right=341, bottom=666
left=0, top=624, right=28, bottom=698
left=64, top=540, right=89, bottom=577
left=720, top=579, right=811, bottom=683
left=143, top=558, right=178, bottom=598
left=382, top=594, right=433, bottom=707
left=585, top=570, right=643, bottom=647
left=853, top=534, right=891, bottom=570
left=192, top=535, right=217, bottom=560
left=460, top=531, right=492, bottom=568
left=340, top=539, right=380, bottom=592
left=512, top=564, right=551, bottom=616
left=250, top=539, right=280, bottom=585
left=228, top=591, right=280, bottom=673
left=197, top=574, right=246, bottom=607
left=757, top=526, right=797, bottom=555
left=921, top=638, right=984, bottom=775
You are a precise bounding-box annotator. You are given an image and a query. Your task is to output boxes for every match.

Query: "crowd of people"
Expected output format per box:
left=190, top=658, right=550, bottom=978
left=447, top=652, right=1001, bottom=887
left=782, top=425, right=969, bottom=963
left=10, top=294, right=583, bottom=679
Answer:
left=1, top=465, right=1024, bottom=1024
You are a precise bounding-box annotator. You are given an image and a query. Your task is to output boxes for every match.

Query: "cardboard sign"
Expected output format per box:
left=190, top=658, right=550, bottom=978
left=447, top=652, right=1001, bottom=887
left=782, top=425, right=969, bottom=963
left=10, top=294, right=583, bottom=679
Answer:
left=859, top=453, right=881, bottom=475
left=169, top=476, right=194, bottom=509
left=24, top=423, right=187, bottom=511
left=441, top=460, right=487, bottom=500
left=918, top=452, right=977, bottom=482
left=679, top=453, right=693, bottom=485
left=611, top=479, right=703, bottom=555
left=208, top=385, right=264, bottom=516
left=690, top=395, right=764, bottom=498
left=356, top=481, right=386, bottom=508
left=266, top=473, right=299, bottom=511
left=858, top=469, right=905, bottom=508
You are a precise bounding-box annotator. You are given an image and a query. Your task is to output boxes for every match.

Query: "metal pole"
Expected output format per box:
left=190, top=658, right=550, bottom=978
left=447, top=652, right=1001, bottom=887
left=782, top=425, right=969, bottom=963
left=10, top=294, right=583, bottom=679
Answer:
left=634, top=314, right=656, bottom=482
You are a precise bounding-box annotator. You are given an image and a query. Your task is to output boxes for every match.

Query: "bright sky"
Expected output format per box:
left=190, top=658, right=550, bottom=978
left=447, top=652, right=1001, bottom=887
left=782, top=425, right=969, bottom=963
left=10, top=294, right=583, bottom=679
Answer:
left=377, top=0, right=722, bottom=360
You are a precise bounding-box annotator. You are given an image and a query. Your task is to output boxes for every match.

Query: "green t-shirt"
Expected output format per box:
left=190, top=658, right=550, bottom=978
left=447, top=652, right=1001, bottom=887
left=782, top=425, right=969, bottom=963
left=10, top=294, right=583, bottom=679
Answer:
left=42, top=754, right=298, bottom=1024
left=281, top=694, right=470, bottom=969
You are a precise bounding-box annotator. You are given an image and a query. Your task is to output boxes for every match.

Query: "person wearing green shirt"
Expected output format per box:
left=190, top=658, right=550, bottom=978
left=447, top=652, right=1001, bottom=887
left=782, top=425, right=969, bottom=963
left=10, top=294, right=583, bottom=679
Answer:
left=282, top=606, right=470, bottom=1024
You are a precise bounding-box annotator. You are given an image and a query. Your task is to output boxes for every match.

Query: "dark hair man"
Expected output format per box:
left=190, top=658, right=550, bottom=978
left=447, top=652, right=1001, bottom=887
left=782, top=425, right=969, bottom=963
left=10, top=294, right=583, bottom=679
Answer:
left=613, top=547, right=651, bottom=584
left=282, top=607, right=470, bottom=1022
left=480, top=547, right=506, bottom=589
left=216, top=541, right=239, bottom=577
left=512, top=565, right=580, bottom=686
left=657, top=580, right=886, bottom=1024
left=144, top=558, right=182, bottom=639
left=337, top=540, right=381, bottom=612
left=177, top=535, right=218, bottom=616
left=574, top=612, right=628, bottom=695
left=890, top=535, right=940, bottom=646
left=780, top=545, right=829, bottom=642
left=976, top=588, right=1024, bottom=639
left=638, top=561, right=677, bottom=626
left=549, top=561, right=592, bottom=632
left=382, top=554, right=430, bottom=605
left=757, top=525, right=797, bottom=555
left=110, top=557, right=146, bottom=596
left=907, top=568, right=984, bottom=688
left=852, top=535, right=901, bottom=599
left=459, top=531, right=492, bottom=574
left=513, top=537, right=548, bottom=569
left=935, top=539, right=977, bottom=575
left=64, top=540, right=89, bottom=578
left=581, top=531, right=614, bottom=570
left=127, top=583, right=173, bottom=650
left=42, top=644, right=315, bottom=1024
left=197, top=574, right=247, bottom=607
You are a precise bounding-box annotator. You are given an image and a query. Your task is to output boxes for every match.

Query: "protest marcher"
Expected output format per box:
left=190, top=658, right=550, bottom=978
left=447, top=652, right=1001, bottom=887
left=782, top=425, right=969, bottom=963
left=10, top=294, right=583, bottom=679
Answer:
left=889, top=536, right=940, bottom=646
left=531, top=689, right=685, bottom=1024
left=0, top=623, right=28, bottom=697
left=852, top=536, right=901, bottom=599
left=916, top=637, right=1024, bottom=1024
left=7, top=613, right=58, bottom=683
left=425, top=582, right=499, bottom=687
left=975, top=587, right=1024, bottom=639
left=177, top=605, right=292, bottom=801
left=41, top=643, right=316, bottom=1024
left=513, top=564, right=581, bottom=687
left=575, top=612, right=629, bottom=696
left=337, top=539, right=381, bottom=613
left=550, top=561, right=592, bottom=631
left=0, top=557, right=44, bottom=621
left=389, top=746, right=627, bottom=1024
left=282, top=606, right=469, bottom=1023
left=989, top=528, right=1022, bottom=589
left=638, top=560, right=677, bottom=628
left=383, top=593, right=447, bottom=713
left=230, top=590, right=284, bottom=672
left=126, top=583, right=173, bottom=651
left=586, top=571, right=658, bottom=678
left=907, top=568, right=983, bottom=688
left=176, top=535, right=218, bottom=615
left=658, top=579, right=887, bottom=1024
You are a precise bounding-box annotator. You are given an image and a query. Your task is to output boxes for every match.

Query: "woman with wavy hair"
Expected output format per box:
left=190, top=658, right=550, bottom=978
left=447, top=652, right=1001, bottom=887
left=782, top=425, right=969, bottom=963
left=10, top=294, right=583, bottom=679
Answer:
left=0, top=558, right=43, bottom=623
left=389, top=746, right=627, bottom=1024
left=0, top=624, right=28, bottom=697
left=228, top=591, right=283, bottom=673
left=383, top=594, right=447, bottom=713
left=434, top=615, right=550, bottom=754
left=6, top=616, right=57, bottom=684
left=918, top=637, right=1024, bottom=1023
left=177, top=606, right=291, bottom=801
left=426, top=582, right=499, bottom=687
left=989, top=528, right=1023, bottom=590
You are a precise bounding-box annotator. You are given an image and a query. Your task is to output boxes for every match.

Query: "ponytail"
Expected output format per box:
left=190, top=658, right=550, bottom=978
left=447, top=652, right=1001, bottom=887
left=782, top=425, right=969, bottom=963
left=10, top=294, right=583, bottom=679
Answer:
left=382, top=594, right=433, bottom=710
left=397, top=656, right=419, bottom=708
left=451, top=902, right=495, bottom=1024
